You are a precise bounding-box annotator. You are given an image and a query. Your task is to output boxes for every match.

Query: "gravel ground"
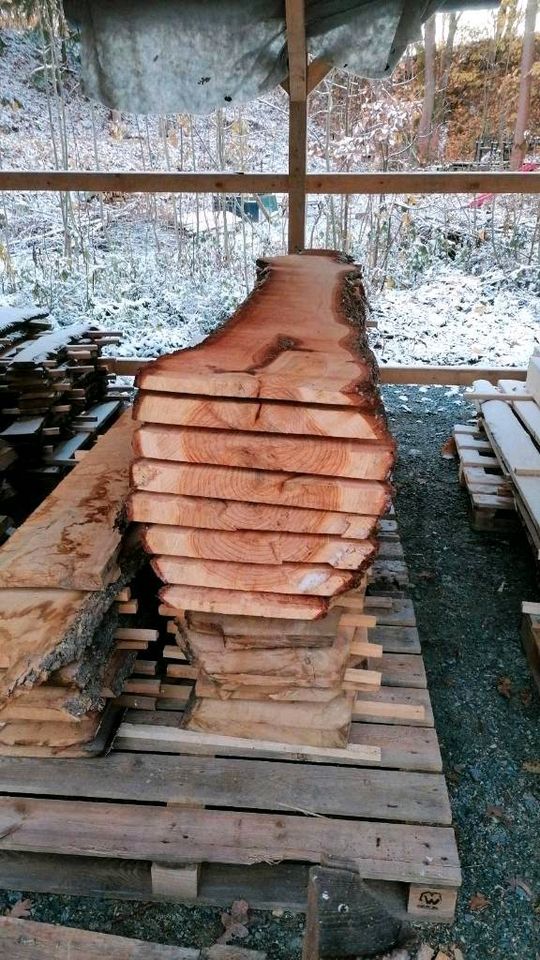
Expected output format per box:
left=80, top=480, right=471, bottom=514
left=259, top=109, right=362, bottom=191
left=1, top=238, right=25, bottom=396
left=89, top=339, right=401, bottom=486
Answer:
left=1, top=386, right=539, bottom=960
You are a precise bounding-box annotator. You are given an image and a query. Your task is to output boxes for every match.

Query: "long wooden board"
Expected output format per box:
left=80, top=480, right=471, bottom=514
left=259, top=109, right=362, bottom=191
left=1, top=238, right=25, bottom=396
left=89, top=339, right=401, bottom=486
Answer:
left=133, top=424, right=394, bottom=480
left=0, top=919, right=263, bottom=960
left=0, top=796, right=461, bottom=885
left=161, top=585, right=327, bottom=619
left=152, top=556, right=360, bottom=595
left=132, top=460, right=391, bottom=515
left=0, top=753, right=450, bottom=824
left=129, top=491, right=378, bottom=539
left=143, top=525, right=376, bottom=569
left=137, top=253, right=381, bottom=407
left=135, top=392, right=389, bottom=440
left=0, top=411, right=136, bottom=590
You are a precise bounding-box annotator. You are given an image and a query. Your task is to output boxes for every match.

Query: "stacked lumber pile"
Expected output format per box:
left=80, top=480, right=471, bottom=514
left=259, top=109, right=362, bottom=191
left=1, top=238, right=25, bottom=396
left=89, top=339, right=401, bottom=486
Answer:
left=0, top=304, right=123, bottom=509
left=130, top=251, right=395, bottom=746
left=0, top=410, right=147, bottom=756
left=462, top=354, right=540, bottom=553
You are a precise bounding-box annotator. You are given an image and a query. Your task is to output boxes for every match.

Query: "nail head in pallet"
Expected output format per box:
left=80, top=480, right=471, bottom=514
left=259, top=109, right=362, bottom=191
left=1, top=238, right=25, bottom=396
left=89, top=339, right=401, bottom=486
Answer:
left=0, top=530, right=460, bottom=937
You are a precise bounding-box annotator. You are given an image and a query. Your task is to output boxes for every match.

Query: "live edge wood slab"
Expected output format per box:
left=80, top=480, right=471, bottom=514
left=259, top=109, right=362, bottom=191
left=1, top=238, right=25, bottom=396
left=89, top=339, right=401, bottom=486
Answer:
left=131, top=251, right=395, bottom=746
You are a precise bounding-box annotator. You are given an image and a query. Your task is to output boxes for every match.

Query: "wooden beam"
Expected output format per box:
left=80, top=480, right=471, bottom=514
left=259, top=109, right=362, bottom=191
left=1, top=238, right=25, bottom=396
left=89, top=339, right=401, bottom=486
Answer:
left=0, top=170, right=537, bottom=195
left=285, top=0, right=308, bottom=252
left=0, top=171, right=288, bottom=194
left=282, top=58, right=333, bottom=96
left=103, top=357, right=528, bottom=386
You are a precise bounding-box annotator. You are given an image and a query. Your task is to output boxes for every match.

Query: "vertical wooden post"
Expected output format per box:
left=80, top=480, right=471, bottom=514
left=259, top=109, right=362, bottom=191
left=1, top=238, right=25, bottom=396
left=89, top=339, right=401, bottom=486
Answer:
left=285, top=0, right=307, bottom=253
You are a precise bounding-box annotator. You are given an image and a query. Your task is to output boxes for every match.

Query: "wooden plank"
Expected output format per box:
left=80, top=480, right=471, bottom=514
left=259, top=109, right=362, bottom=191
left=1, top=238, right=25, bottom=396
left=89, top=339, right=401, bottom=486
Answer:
left=143, top=525, right=376, bottom=569
left=0, top=918, right=264, bottom=959
left=129, top=491, right=378, bottom=539
left=353, top=688, right=433, bottom=726
left=0, top=411, right=136, bottom=590
left=131, top=461, right=390, bottom=515
left=7, top=324, right=90, bottom=365
left=0, top=754, right=451, bottom=824
left=161, top=585, right=327, bottom=619
left=0, top=853, right=308, bottom=910
left=136, top=253, right=386, bottom=407
left=0, top=796, right=461, bottom=885
left=183, top=693, right=356, bottom=748
left=0, top=170, right=537, bottom=195
left=152, top=555, right=359, bottom=595
left=123, top=710, right=443, bottom=772
left=0, top=919, right=195, bottom=958
left=134, top=393, right=387, bottom=440
left=133, top=425, right=394, bottom=480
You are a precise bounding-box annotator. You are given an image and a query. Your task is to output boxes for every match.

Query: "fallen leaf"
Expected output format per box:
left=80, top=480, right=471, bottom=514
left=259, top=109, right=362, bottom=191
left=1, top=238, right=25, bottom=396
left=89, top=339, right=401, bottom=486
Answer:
left=522, top=760, right=540, bottom=774
left=216, top=899, right=250, bottom=944
left=496, top=676, right=512, bottom=699
left=485, top=804, right=512, bottom=825
left=417, top=570, right=436, bottom=581
left=5, top=898, right=32, bottom=918
left=469, top=892, right=490, bottom=912
left=441, top=437, right=457, bottom=460
left=520, top=688, right=532, bottom=706
left=434, top=952, right=450, bottom=960
left=451, top=947, right=465, bottom=960
left=506, top=876, right=533, bottom=899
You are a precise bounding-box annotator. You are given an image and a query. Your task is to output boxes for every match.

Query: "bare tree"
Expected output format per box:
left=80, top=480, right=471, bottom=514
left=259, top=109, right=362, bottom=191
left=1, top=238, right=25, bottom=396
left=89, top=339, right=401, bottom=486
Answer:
left=510, top=0, right=538, bottom=169
left=417, top=14, right=437, bottom=164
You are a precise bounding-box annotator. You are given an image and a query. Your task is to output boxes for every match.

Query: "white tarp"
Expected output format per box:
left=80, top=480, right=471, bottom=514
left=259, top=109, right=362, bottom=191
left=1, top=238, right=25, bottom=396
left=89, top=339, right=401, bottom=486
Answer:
left=64, top=0, right=498, bottom=115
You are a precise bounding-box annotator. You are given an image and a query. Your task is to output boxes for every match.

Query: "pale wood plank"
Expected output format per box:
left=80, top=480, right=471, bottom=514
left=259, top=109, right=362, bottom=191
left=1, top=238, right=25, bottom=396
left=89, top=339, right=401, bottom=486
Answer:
left=133, top=424, right=394, bottom=480
left=131, top=461, right=390, bottom=515
left=143, top=525, right=376, bottom=570
left=128, top=491, right=378, bottom=539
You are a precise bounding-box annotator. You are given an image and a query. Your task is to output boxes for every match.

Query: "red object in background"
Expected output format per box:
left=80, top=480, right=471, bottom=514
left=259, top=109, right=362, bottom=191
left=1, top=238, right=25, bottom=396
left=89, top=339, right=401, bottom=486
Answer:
left=468, top=162, right=539, bottom=208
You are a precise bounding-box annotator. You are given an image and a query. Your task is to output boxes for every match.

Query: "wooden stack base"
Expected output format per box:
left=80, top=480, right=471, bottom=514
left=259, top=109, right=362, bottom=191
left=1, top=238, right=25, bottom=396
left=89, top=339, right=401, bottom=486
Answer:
left=454, top=423, right=516, bottom=531
left=521, top=604, right=540, bottom=694
left=0, top=528, right=460, bottom=939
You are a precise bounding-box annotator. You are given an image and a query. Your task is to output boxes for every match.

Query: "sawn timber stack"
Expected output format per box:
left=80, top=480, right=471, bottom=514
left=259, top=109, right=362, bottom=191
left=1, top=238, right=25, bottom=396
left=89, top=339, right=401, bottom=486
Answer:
left=130, top=251, right=396, bottom=747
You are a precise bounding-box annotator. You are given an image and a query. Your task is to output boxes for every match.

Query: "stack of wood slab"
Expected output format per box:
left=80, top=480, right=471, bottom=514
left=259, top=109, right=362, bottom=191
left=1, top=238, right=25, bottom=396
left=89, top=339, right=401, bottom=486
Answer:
left=0, top=304, right=123, bottom=506
left=0, top=410, right=147, bottom=756
left=130, top=250, right=395, bottom=746
left=465, top=354, right=540, bottom=555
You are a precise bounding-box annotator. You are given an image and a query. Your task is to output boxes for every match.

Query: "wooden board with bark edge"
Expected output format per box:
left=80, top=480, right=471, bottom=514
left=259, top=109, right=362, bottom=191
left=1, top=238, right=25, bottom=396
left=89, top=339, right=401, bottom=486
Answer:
left=133, top=424, right=394, bottom=481
left=152, top=556, right=364, bottom=596
left=142, top=525, right=377, bottom=569
left=136, top=252, right=384, bottom=408
left=0, top=410, right=136, bottom=591
left=128, top=491, right=379, bottom=539
left=131, top=461, right=391, bottom=515
left=135, top=392, right=390, bottom=440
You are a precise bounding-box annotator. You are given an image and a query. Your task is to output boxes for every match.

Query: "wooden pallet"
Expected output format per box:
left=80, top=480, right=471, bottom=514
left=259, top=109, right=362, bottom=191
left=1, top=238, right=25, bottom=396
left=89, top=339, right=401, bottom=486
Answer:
left=0, top=527, right=460, bottom=933
left=521, top=603, right=540, bottom=694
left=454, top=423, right=516, bottom=531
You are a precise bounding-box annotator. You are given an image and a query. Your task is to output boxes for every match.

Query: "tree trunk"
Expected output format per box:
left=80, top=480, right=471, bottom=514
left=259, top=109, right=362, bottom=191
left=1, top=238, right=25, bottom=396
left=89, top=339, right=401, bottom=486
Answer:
left=510, top=0, right=538, bottom=169
left=417, top=15, right=437, bottom=165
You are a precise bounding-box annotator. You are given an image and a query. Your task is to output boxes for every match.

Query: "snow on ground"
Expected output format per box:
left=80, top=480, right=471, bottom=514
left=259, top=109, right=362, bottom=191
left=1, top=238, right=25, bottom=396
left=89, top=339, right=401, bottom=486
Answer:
left=371, top=265, right=539, bottom=367
left=0, top=25, right=538, bottom=367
